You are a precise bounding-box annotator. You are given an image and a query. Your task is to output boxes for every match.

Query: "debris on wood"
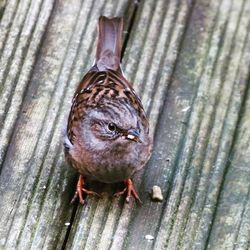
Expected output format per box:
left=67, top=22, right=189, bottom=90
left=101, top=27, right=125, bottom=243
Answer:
left=145, top=234, right=154, bottom=240
left=181, top=106, right=190, bottom=112
left=151, top=185, right=163, bottom=202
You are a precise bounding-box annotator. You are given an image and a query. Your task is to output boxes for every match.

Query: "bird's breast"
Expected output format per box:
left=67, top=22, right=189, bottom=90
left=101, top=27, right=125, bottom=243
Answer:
left=68, top=141, right=146, bottom=183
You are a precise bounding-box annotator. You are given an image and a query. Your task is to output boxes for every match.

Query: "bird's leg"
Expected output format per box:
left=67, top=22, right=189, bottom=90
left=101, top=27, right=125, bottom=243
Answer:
left=71, top=175, right=100, bottom=205
left=114, top=179, right=142, bottom=203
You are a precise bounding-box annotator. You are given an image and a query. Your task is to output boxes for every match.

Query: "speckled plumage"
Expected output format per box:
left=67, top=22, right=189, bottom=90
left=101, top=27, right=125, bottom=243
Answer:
left=64, top=16, right=153, bottom=203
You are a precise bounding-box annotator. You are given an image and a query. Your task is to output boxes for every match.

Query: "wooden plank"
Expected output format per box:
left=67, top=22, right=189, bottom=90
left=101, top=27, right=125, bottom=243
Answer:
left=154, top=0, right=250, bottom=249
left=65, top=0, right=194, bottom=249
left=0, top=0, right=249, bottom=249
left=0, top=0, right=135, bottom=249
left=208, top=86, right=250, bottom=249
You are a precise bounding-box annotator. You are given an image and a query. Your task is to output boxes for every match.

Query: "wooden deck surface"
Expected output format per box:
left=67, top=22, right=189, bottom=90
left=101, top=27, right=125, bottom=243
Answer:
left=0, top=0, right=250, bottom=249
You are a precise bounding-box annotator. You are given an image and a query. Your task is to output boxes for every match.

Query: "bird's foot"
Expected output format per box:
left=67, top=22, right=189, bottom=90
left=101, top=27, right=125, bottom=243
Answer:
left=114, top=179, right=142, bottom=203
left=71, top=175, right=101, bottom=205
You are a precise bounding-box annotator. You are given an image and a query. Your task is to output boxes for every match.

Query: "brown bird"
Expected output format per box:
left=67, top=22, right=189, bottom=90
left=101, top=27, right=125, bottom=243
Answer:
left=64, top=16, right=153, bottom=204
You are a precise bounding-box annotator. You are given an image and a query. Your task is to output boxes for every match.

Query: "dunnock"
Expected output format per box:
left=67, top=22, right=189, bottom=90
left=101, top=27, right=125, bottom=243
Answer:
left=64, top=16, right=153, bottom=204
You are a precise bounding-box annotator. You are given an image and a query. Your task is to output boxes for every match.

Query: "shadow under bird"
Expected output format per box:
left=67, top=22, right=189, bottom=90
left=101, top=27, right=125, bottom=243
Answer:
left=64, top=16, right=153, bottom=204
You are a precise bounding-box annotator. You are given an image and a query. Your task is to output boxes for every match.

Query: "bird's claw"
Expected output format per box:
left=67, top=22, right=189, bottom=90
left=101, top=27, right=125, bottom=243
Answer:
left=71, top=176, right=101, bottom=205
left=114, top=179, right=142, bottom=204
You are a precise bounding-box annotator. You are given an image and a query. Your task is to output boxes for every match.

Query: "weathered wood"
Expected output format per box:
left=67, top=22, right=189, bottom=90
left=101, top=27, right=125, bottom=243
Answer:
left=0, top=0, right=249, bottom=249
left=208, top=87, right=250, bottom=249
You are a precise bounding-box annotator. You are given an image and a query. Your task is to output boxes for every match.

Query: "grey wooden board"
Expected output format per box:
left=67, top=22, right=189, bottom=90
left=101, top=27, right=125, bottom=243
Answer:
left=0, top=0, right=249, bottom=249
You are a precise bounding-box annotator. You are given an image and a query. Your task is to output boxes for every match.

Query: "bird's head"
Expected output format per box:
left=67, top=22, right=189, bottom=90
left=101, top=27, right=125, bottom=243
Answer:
left=82, top=100, right=144, bottom=151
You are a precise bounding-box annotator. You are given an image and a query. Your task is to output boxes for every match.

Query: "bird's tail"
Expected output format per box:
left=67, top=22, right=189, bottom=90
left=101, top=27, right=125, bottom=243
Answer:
left=95, top=16, right=123, bottom=71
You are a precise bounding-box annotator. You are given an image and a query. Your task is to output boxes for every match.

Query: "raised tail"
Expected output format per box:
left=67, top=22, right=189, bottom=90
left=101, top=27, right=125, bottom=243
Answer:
left=95, top=16, right=123, bottom=71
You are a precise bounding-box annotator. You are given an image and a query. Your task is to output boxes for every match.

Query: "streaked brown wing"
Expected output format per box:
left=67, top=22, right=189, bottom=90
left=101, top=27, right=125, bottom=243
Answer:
left=67, top=69, right=148, bottom=143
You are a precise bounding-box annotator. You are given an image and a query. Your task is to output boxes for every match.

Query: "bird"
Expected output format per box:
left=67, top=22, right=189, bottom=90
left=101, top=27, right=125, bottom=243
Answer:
left=64, top=16, right=153, bottom=204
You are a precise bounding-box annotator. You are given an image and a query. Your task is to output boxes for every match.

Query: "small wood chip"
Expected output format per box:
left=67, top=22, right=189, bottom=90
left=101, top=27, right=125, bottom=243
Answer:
left=151, top=185, right=163, bottom=201
left=145, top=234, right=154, bottom=240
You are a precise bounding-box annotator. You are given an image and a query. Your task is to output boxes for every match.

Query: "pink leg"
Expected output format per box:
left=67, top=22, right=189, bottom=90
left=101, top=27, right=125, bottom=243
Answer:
left=71, top=175, right=100, bottom=205
left=114, top=179, right=142, bottom=203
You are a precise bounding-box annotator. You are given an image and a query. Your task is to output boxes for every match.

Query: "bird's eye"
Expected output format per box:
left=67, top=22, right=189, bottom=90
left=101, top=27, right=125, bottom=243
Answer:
left=108, top=123, right=116, bottom=132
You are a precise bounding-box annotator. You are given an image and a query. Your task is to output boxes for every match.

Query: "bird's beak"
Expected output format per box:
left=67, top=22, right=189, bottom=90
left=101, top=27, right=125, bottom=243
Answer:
left=125, top=129, right=141, bottom=143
